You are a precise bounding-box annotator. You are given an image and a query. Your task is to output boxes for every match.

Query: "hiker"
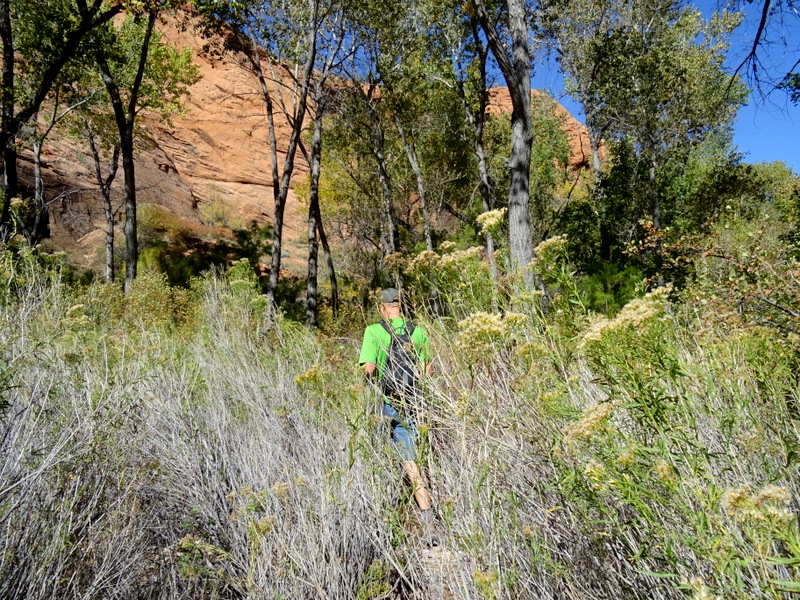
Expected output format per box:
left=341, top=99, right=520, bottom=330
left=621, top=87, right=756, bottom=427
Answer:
left=359, top=288, right=438, bottom=544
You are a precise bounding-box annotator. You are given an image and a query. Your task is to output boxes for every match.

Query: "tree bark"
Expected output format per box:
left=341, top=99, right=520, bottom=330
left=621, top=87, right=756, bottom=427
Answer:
left=315, top=200, right=338, bottom=318
left=244, top=1, right=319, bottom=306
left=473, top=0, right=534, bottom=289
left=360, top=89, right=397, bottom=257
left=87, top=127, right=120, bottom=282
left=650, top=159, right=665, bottom=287
left=0, top=0, right=16, bottom=235
left=26, top=137, right=50, bottom=246
left=456, top=21, right=500, bottom=285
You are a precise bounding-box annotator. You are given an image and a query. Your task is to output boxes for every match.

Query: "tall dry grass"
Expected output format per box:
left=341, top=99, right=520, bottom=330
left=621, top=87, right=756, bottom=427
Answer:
left=0, top=247, right=798, bottom=599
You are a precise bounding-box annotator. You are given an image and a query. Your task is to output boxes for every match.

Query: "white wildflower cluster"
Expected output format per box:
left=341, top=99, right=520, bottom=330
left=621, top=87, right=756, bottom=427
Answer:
left=406, top=246, right=484, bottom=275
left=652, top=459, right=679, bottom=484
left=438, top=246, right=484, bottom=267
left=62, top=303, right=91, bottom=328
left=503, top=312, right=527, bottom=327
left=383, top=252, right=406, bottom=273
left=475, top=208, right=507, bottom=234
left=530, top=235, right=569, bottom=280
left=407, top=250, right=440, bottom=273
left=577, top=286, right=671, bottom=349
left=457, top=312, right=507, bottom=352
left=533, top=234, right=568, bottom=259
left=439, top=240, right=457, bottom=253
left=722, top=484, right=795, bottom=526
left=563, top=401, right=615, bottom=443
left=456, top=310, right=528, bottom=355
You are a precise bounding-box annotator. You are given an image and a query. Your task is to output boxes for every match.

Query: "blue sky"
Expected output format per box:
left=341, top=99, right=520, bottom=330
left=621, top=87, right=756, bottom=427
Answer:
left=532, top=0, right=800, bottom=172
left=720, top=0, right=800, bottom=171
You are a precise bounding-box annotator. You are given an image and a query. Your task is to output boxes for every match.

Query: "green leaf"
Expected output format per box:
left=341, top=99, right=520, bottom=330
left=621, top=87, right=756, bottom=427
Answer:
left=771, top=579, right=800, bottom=593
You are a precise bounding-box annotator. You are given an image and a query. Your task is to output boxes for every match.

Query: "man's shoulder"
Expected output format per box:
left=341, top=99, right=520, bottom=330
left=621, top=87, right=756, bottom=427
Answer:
left=364, top=321, right=391, bottom=337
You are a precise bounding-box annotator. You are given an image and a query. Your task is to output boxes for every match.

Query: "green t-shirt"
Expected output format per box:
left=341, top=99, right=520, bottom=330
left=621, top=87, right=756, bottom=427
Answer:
left=358, top=318, right=430, bottom=379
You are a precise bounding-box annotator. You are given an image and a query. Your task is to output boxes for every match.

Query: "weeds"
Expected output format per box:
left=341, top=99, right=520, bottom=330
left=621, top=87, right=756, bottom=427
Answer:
left=0, top=241, right=798, bottom=599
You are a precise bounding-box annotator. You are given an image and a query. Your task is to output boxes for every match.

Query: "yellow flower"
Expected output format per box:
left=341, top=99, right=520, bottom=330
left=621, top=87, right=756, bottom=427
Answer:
left=753, top=484, right=791, bottom=506
left=383, top=252, right=406, bottom=272
left=721, top=485, right=751, bottom=513
left=563, top=402, right=615, bottom=443
left=457, top=312, right=507, bottom=351
left=577, top=286, right=671, bottom=349
left=270, top=481, right=290, bottom=502
left=438, top=246, right=483, bottom=267
left=533, top=234, right=568, bottom=258
left=475, top=208, right=507, bottom=233
left=407, top=250, right=440, bottom=272
left=653, top=459, right=678, bottom=484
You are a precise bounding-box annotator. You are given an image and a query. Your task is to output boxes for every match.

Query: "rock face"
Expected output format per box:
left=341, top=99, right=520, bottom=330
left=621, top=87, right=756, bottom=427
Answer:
left=486, top=87, right=594, bottom=172
left=26, top=17, right=594, bottom=272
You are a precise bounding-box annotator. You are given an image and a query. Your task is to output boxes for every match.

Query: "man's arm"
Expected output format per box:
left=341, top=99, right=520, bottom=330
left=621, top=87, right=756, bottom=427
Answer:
left=363, top=362, right=378, bottom=379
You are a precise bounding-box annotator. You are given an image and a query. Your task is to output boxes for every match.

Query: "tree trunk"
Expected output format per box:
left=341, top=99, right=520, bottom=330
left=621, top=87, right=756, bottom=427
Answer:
left=362, top=93, right=397, bottom=257
left=87, top=129, right=120, bottom=282
left=455, top=25, right=500, bottom=286
left=316, top=202, right=338, bottom=318
left=26, top=137, right=50, bottom=246
left=474, top=0, right=534, bottom=289
left=650, top=160, right=665, bottom=287
left=306, top=104, right=324, bottom=328
left=393, top=114, right=433, bottom=252
left=0, top=0, right=16, bottom=236
left=247, top=5, right=318, bottom=306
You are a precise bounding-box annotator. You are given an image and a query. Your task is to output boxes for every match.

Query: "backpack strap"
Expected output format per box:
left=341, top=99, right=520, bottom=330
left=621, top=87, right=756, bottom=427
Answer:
left=380, top=320, right=415, bottom=336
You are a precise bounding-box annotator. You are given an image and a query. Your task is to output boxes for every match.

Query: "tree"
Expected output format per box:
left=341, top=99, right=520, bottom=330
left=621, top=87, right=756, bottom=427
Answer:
left=93, top=7, right=199, bottom=291
left=196, top=0, right=325, bottom=306
left=556, top=0, right=745, bottom=282
left=436, top=1, right=502, bottom=284
left=470, top=0, right=535, bottom=289
left=80, top=110, right=121, bottom=282
left=15, top=89, right=90, bottom=246
left=299, top=7, right=345, bottom=328
left=542, top=0, right=614, bottom=191
left=0, top=0, right=123, bottom=238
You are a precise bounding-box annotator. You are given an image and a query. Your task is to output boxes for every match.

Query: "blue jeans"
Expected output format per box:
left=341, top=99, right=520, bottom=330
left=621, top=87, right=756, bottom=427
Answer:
left=382, top=402, right=418, bottom=461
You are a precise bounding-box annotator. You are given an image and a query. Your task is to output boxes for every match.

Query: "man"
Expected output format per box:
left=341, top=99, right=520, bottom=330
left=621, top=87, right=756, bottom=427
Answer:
left=359, top=288, right=438, bottom=544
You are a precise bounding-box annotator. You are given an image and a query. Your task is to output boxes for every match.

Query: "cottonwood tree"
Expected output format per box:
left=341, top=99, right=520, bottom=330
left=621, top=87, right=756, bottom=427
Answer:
left=542, top=0, right=613, bottom=191
left=587, top=2, right=745, bottom=283
left=196, top=0, right=328, bottom=306
left=470, top=0, right=536, bottom=289
left=0, top=0, right=123, bottom=239
left=93, top=7, right=199, bottom=291
left=300, top=7, right=346, bottom=328
left=16, top=88, right=90, bottom=246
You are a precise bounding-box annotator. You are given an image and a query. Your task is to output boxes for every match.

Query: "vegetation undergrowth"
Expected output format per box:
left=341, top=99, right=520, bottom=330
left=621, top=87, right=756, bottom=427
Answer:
left=0, top=223, right=798, bottom=599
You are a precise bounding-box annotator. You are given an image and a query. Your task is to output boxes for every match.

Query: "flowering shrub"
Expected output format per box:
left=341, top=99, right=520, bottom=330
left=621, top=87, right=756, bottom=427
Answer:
left=475, top=208, right=507, bottom=238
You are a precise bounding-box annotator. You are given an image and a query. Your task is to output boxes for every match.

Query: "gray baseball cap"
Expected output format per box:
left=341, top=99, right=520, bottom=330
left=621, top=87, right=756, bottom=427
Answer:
left=380, top=288, right=399, bottom=303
